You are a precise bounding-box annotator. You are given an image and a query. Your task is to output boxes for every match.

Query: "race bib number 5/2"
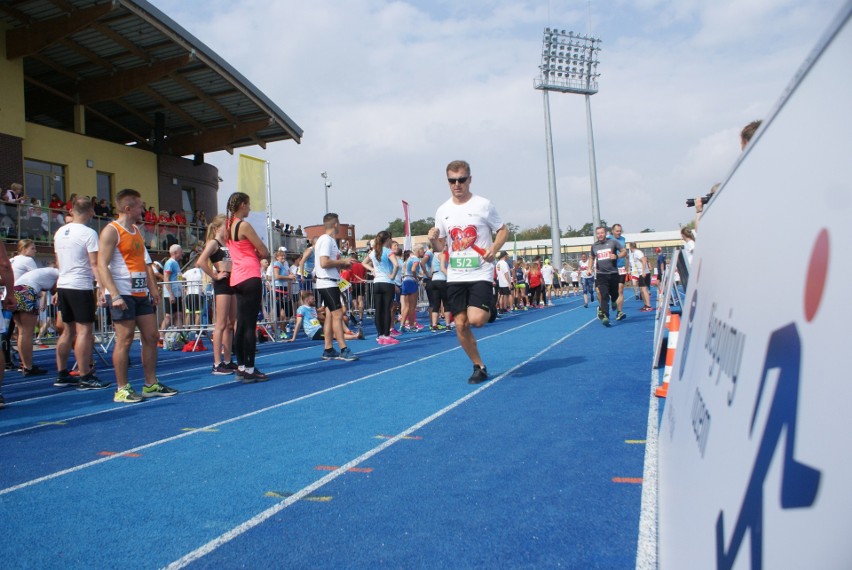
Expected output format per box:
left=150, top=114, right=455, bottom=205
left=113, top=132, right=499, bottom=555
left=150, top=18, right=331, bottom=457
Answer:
left=450, top=252, right=481, bottom=270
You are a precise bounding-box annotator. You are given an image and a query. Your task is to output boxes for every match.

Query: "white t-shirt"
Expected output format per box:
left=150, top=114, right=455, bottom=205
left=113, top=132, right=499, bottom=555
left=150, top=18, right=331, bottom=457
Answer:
left=183, top=267, right=205, bottom=295
left=570, top=270, right=579, bottom=282
left=54, top=222, right=99, bottom=290
left=314, top=233, right=340, bottom=289
left=435, top=194, right=503, bottom=283
left=17, top=267, right=59, bottom=293
left=579, top=259, right=592, bottom=279
left=10, top=255, right=37, bottom=280
left=683, top=240, right=695, bottom=265
left=630, top=249, right=648, bottom=276
left=541, top=264, right=554, bottom=285
left=495, top=259, right=511, bottom=288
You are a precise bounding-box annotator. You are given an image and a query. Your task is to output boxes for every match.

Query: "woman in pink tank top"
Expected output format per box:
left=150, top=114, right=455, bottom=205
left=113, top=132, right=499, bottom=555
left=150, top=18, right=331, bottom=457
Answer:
left=225, top=192, right=270, bottom=382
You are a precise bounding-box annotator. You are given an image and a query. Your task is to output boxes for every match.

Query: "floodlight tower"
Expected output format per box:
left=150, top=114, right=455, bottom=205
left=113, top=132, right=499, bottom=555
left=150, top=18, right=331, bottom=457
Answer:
left=534, top=28, right=602, bottom=268
left=320, top=171, right=331, bottom=214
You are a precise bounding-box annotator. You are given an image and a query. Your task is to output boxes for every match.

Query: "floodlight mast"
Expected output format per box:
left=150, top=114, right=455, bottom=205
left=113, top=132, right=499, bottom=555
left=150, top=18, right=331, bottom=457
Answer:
left=534, top=28, right=603, bottom=268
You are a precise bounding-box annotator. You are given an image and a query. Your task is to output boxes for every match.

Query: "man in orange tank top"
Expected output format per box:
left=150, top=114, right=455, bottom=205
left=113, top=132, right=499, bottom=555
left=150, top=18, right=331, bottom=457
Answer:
left=98, top=189, right=178, bottom=403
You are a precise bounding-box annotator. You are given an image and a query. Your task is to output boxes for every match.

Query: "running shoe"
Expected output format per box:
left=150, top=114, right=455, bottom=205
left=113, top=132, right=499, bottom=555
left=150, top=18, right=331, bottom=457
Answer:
left=377, top=335, right=389, bottom=345
left=142, top=381, right=178, bottom=397
left=322, top=348, right=340, bottom=360
left=54, top=369, right=79, bottom=388
left=414, top=323, right=425, bottom=331
left=601, top=315, right=611, bottom=327
left=226, top=361, right=240, bottom=371
left=429, top=325, right=440, bottom=333
left=467, top=364, right=489, bottom=385
left=383, top=336, right=399, bottom=345
left=389, top=328, right=401, bottom=337
left=337, top=347, right=359, bottom=361
left=77, top=373, right=111, bottom=390
left=22, top=365, right=47, bottom=377
left=114, top=384, right=144, bottom=403
left=357, top=329, right=365, bottom=340
left=241, top=369, right=269, bottom=383
left=612, top=302, right=618, bottom=312
left=435, top=324, right=447, bottom=330
left=616, top=311, right=627, bottom=321
left=212, top=362, right=234, bottom=375
left=583, top=303, right=588, bottom=308
left=639, top=306, right=654, bottom=312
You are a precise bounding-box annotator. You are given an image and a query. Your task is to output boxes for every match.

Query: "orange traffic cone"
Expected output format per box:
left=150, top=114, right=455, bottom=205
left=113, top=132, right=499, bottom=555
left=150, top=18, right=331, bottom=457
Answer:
left=655, top=313, right=680, bottom=398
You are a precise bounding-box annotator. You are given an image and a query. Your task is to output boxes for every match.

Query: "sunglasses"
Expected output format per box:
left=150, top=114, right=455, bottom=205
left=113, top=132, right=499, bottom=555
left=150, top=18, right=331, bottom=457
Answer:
left=447, top=176, right=469, bottom=185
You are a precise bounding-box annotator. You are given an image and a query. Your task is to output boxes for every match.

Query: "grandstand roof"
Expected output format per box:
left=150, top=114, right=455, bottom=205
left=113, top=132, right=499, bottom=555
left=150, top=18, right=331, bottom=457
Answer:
left=1, top=0, right=302, bottom=155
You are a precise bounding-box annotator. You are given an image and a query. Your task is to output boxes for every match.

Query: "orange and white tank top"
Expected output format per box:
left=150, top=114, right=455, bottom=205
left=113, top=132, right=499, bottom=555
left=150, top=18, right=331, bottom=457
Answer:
left=107, top=221, right=152, bottom=297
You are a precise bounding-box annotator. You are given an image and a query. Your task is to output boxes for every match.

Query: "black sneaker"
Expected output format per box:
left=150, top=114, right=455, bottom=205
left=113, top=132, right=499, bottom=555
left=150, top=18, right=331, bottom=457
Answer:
left=611, top=303, right=618, bottom=312
left=54, top=369, right=79, bottom=388
left=468, top=364, right=489, bottom=385
left=241, top=369, right=269, bottom=384
left=226, top=361, right=239, bottom=371
left=23, top=365, right=47, bottom=377
left=616, top=311, right=626, bottom=321
left=77, top=373, right=111, bottom=390
left=212, top=362, right=234, bottom=375
left=322, top=348, right=340, bottom=360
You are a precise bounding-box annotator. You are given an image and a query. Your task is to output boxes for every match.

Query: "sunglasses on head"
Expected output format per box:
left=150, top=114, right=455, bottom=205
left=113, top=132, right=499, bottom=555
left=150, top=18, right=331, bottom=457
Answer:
left=447, top=176, right=469, bottom=185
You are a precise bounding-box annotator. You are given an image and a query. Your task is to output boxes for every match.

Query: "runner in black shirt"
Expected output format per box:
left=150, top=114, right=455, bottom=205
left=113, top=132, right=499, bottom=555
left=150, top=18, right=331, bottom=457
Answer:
left=590, top=226, right=626, bottom=327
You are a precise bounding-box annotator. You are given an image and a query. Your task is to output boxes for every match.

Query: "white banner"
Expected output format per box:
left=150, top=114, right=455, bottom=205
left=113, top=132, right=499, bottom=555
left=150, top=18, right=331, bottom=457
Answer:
left=659, top=4, right=852, bottom=569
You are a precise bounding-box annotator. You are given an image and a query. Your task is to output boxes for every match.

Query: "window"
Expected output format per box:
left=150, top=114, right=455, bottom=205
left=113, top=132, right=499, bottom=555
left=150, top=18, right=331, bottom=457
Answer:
left=96, top=172, right=113, bottom=204
left=24, top=159, right=65, bottom=204
left=181, top=187, right=195, bottom=222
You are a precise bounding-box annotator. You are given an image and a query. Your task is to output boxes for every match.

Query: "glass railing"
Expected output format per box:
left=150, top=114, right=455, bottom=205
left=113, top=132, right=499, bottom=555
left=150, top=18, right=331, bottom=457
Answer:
left=0, top=201, right=205, bottom=254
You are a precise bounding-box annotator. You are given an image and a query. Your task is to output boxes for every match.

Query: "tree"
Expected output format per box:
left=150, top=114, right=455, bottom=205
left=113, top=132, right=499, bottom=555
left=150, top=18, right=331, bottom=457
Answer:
left=517, top=224, right=552, bottom=240
left=563, top=220, right=607, bottom=237
left=640, top=228, right=655, bottom=233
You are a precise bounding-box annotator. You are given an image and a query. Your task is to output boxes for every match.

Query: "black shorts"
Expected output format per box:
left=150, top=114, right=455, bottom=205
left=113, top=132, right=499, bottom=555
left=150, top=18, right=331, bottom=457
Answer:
left=213, top=279, right=235, bottom=296
left=617, top=273, right=627, bottom=285
left=638, top=274, right=651, bottom=288
left=185, top=293, right=203, bottom=314
left=498, top=286, right=511, bottom=296
left=316, top=286, right=343, bottom=312
left=351, top=282, right=365, bottom=298
left=164, top=296, right=184, bottom=314
left=108, top=295, right=155, bottom=321
left=57, top=288, right=96, bottom=324
left=447, top=281, right=493, bottom=316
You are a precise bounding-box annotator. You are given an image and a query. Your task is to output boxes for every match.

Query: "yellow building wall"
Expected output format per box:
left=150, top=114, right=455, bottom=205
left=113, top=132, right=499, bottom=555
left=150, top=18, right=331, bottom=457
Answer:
left=0, top=25, right=26, bottom=138
left=22, top=123, right=158, bottom=208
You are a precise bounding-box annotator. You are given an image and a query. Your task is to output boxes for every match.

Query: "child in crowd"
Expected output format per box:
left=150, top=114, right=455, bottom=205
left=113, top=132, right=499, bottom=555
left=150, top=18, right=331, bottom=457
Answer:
left=286, top=291, right=363, bottom=342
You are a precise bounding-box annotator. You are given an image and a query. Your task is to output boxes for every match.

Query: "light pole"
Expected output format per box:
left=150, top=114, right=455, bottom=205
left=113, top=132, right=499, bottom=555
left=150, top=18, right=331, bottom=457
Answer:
left=534, top=28, right=602, bottom=268
left=320, top=171, right=331, bottom=214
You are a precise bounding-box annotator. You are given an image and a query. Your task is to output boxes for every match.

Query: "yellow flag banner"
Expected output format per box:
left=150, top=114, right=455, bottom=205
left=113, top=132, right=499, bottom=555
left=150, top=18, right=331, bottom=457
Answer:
left=238, top=154, right=267, bottom=211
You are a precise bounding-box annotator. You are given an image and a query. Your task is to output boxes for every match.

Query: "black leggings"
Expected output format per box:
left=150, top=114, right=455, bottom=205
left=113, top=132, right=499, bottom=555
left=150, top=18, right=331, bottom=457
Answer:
left=233, top=277, right=262, bottom=368
left=373, top=282, right=395, bottom=337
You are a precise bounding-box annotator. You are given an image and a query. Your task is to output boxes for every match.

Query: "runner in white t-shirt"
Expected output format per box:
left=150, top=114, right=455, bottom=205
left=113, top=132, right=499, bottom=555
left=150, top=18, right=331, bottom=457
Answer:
left=53, top=196, right=106, bottom=389
left=428, top=160, right=508, bottom=385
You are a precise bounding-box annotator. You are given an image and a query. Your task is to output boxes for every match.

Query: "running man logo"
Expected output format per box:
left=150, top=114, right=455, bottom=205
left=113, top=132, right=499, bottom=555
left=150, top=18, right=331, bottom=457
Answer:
left=715, top=229, right=827, bottom=570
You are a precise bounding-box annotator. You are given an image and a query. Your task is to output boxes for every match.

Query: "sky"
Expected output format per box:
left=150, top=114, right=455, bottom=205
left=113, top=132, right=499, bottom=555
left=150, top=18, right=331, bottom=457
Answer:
left=148, top=0, right=847, bottom=238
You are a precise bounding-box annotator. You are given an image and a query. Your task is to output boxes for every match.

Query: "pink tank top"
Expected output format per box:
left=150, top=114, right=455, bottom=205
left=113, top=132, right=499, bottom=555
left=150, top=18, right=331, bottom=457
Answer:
left=229, top=220, right=261, bottom=287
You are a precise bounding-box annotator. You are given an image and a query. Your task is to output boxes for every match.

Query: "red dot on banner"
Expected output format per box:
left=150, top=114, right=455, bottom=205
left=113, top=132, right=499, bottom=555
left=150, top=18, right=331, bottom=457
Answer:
left=804, top=228, right=829, bottom=322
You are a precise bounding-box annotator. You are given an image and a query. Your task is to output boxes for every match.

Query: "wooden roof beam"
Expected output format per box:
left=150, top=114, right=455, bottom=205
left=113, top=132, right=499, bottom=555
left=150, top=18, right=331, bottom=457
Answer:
left=78, top=54, right=192, bottom=104
left=6, top=2, right=117, bottom=59
left=166, top=118, right=272, bottom=156
left=139, top=85, right=204, bottom=130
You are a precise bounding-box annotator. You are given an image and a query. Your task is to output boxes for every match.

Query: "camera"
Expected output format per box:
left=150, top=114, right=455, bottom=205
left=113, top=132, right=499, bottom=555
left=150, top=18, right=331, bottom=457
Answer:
left=686, top=194, right=712, bottom=208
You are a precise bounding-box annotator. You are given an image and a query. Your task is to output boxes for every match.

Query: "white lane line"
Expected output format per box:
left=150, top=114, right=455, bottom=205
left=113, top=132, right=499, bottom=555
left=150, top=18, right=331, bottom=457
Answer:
left=635, top=370, right=660, bottom=570
left=0, top=304, right=580, bottom=437
left=0, top=308, right=586, bottom=495
left=163, top=317, right=597, bottom=570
